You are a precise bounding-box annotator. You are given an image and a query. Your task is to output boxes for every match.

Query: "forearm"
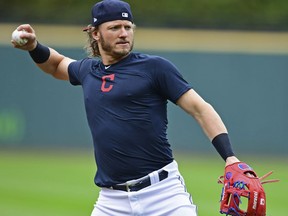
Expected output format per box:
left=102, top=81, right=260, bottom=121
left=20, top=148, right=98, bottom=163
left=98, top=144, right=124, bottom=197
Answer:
left=177, top=89, right=228, bottom=140
left=11, top=24, right=72, bottom=80
left=29, top=42, right=72, bottom=80
left=177, top=90, right=238, bottom=161
left=201, top=111, right=240, bottom=164
left=193, top=103, right=239, bottom=161
left=193, top=101, right=227, bottom=141
left=35, top=47, right=68, bottom=80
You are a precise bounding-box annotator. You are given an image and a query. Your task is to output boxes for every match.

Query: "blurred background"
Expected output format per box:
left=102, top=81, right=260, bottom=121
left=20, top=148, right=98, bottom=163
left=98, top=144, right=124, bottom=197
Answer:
left=1, top=0, right=287, bottom=154
left=0, top=0, right=287, bottom=215
left=1, top=0, right=288, bottom=30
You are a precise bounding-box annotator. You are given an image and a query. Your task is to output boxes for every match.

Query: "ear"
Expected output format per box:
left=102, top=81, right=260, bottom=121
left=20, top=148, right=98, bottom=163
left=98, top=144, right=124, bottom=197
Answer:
left=92, top=31, right=100, bottom=41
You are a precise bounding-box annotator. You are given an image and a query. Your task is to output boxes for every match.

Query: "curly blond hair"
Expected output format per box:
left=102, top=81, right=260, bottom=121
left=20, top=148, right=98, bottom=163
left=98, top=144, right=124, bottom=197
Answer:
left=84, top=25, right=100, bottom=57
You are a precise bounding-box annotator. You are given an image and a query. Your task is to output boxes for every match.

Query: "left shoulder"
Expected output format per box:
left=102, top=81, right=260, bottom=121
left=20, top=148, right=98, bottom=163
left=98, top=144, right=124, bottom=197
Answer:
left=131, top=52, right=172, bottom=65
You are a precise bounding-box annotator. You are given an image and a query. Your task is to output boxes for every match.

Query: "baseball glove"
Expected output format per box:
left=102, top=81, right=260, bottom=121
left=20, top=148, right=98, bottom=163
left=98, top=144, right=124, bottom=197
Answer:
left=218, top=162, right=279, bottom=216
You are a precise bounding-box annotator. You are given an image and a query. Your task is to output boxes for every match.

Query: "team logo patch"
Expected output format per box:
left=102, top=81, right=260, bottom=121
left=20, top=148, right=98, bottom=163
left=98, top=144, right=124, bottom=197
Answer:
left=122, top=12, right=128, bottom=18
left=238, top=163, right=252, bottom=171
left=225, top=172, right=232, bottom=180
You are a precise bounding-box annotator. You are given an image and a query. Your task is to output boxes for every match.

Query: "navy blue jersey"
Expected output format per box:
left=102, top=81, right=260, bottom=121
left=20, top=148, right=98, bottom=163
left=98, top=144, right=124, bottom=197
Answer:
left=68, top=52, right=192, bottom=187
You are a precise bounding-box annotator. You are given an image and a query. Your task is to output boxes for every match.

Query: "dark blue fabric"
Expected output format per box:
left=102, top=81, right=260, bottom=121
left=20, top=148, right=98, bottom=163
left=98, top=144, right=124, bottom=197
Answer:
left=90, top=0, right=133, bottom=27
left=68, top=52, right=192, bottom=187
left=212, top=133, right=235, bottom=161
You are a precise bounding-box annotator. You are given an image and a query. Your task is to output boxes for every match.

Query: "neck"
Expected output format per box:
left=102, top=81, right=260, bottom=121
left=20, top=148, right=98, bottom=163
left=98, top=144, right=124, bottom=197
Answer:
left=101, top=52, right=130, bottom=65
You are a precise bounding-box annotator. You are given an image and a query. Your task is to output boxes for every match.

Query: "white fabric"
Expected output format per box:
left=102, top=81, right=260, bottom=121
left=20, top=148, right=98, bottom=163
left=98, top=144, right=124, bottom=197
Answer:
left=91, top=160, right=198, bottom=216
left=148, top=170, right=160, bottom=184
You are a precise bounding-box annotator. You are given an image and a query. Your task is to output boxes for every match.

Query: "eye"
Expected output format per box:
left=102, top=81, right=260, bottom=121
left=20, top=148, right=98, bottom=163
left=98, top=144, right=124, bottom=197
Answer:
left=110, top=26, right=119, bottom=31
left=108, top=25, right=121, bottom=31
left=125, top=25, right=132, bottom=30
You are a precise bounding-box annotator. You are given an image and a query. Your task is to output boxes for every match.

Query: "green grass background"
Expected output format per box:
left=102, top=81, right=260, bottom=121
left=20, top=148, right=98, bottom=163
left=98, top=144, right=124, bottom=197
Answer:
left=0, top=150, right=286, bottom=216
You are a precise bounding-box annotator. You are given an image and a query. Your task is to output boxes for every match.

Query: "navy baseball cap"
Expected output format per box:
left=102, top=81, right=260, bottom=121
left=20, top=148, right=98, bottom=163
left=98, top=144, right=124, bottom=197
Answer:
left=86, top=0, right=133, bottom=30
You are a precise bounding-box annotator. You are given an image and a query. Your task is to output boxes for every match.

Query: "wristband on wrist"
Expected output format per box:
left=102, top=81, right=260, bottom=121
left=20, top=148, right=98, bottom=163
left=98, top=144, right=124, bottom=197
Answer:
left=29, top=41, right=50, bottom=64
left=212, top=133, right=235, bottom=161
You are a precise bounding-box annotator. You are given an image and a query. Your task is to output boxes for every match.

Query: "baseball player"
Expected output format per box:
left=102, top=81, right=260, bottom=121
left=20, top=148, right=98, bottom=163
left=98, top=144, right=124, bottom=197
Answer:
left=12, top=0, right=242, bottom=215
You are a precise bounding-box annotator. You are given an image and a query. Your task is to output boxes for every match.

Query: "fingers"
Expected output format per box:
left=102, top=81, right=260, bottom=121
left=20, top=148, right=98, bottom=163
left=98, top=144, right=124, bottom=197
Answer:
left=11, top=24, right=37, bottom=51
left=17, top=24, right=35, bottom=34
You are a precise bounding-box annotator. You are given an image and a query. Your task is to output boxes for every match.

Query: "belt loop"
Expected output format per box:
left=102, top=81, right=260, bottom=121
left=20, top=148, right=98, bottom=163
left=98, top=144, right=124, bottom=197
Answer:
left=149, top=171, right=160, bottom=184
left=126, top=184, right=131, bottom=192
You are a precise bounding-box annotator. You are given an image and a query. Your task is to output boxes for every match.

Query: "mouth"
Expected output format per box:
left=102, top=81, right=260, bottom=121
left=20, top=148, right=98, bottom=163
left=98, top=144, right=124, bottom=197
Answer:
left=116, top=41, right=129, bottom=46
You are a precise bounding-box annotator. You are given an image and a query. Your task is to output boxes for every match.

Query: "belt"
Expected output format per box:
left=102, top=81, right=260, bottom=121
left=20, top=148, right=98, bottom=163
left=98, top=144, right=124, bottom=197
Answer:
left=110, top=170, right=168, bottom=192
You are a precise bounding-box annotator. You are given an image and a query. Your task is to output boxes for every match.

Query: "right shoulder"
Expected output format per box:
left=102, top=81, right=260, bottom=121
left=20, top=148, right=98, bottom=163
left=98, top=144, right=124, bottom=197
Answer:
left=69, top=57, right=100, bottom=70
left=68, top=58, right=101, bottom=85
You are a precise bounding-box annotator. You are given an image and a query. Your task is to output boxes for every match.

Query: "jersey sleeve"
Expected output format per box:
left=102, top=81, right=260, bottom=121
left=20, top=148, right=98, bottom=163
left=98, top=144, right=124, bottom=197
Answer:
left=151, top=56, right=192, bottom=104
left=68, top=58, right=91, bottom=86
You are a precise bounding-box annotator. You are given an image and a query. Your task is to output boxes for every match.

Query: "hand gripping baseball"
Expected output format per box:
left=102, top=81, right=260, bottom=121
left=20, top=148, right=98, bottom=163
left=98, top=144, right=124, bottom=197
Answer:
left=11, top=24, right=37, bottom=51
left=217, top=162, right=279, bottom=216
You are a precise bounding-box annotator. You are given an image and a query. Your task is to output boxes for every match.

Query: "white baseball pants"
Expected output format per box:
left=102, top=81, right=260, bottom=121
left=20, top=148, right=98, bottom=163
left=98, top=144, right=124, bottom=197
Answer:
left=91, top=160, right=198, bottom=216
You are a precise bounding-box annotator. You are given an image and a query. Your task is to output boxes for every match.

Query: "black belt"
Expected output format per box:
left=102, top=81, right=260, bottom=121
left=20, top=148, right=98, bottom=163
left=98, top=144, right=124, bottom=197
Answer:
left=110, top=170, right=168, bottom=192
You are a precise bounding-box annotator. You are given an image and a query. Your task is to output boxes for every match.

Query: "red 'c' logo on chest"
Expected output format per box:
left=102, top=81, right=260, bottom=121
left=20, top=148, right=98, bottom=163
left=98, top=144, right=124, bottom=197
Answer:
left=101, top=74, right=115, bottom=92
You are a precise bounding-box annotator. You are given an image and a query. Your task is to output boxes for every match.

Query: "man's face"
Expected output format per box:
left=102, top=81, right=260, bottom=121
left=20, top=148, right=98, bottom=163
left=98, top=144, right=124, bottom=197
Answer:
left=95, top=20, right=134, bottom=60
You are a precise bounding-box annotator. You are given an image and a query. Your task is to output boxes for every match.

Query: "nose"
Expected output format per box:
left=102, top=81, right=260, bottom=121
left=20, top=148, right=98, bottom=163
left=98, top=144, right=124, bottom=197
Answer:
left=119, top=27, right=128, bottom=37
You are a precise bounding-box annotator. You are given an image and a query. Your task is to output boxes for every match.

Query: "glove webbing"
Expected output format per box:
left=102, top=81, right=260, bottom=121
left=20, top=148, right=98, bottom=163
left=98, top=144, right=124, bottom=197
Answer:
left=218, top=171, right=279, bottom=185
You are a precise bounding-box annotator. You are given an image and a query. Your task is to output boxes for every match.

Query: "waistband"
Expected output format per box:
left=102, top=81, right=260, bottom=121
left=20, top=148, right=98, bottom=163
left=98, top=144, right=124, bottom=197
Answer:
left=108, top=160, right=178, bottom=192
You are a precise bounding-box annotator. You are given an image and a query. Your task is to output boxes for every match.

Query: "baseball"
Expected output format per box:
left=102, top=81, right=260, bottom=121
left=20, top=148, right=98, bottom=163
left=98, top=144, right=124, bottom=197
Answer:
left=12, top=29, right=28, bottom=46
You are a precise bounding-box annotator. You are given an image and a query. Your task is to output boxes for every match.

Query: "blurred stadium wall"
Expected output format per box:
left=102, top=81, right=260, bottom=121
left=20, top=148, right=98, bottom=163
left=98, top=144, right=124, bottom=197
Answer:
left=1, top=0, right=288, bottom=31
left=1, top=24, right=288, bottom=155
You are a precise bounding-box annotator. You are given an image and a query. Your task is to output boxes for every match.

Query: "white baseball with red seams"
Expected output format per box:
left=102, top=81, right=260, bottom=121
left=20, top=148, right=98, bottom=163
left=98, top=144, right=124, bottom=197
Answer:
left=12, top=29, right=28, bottom=46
